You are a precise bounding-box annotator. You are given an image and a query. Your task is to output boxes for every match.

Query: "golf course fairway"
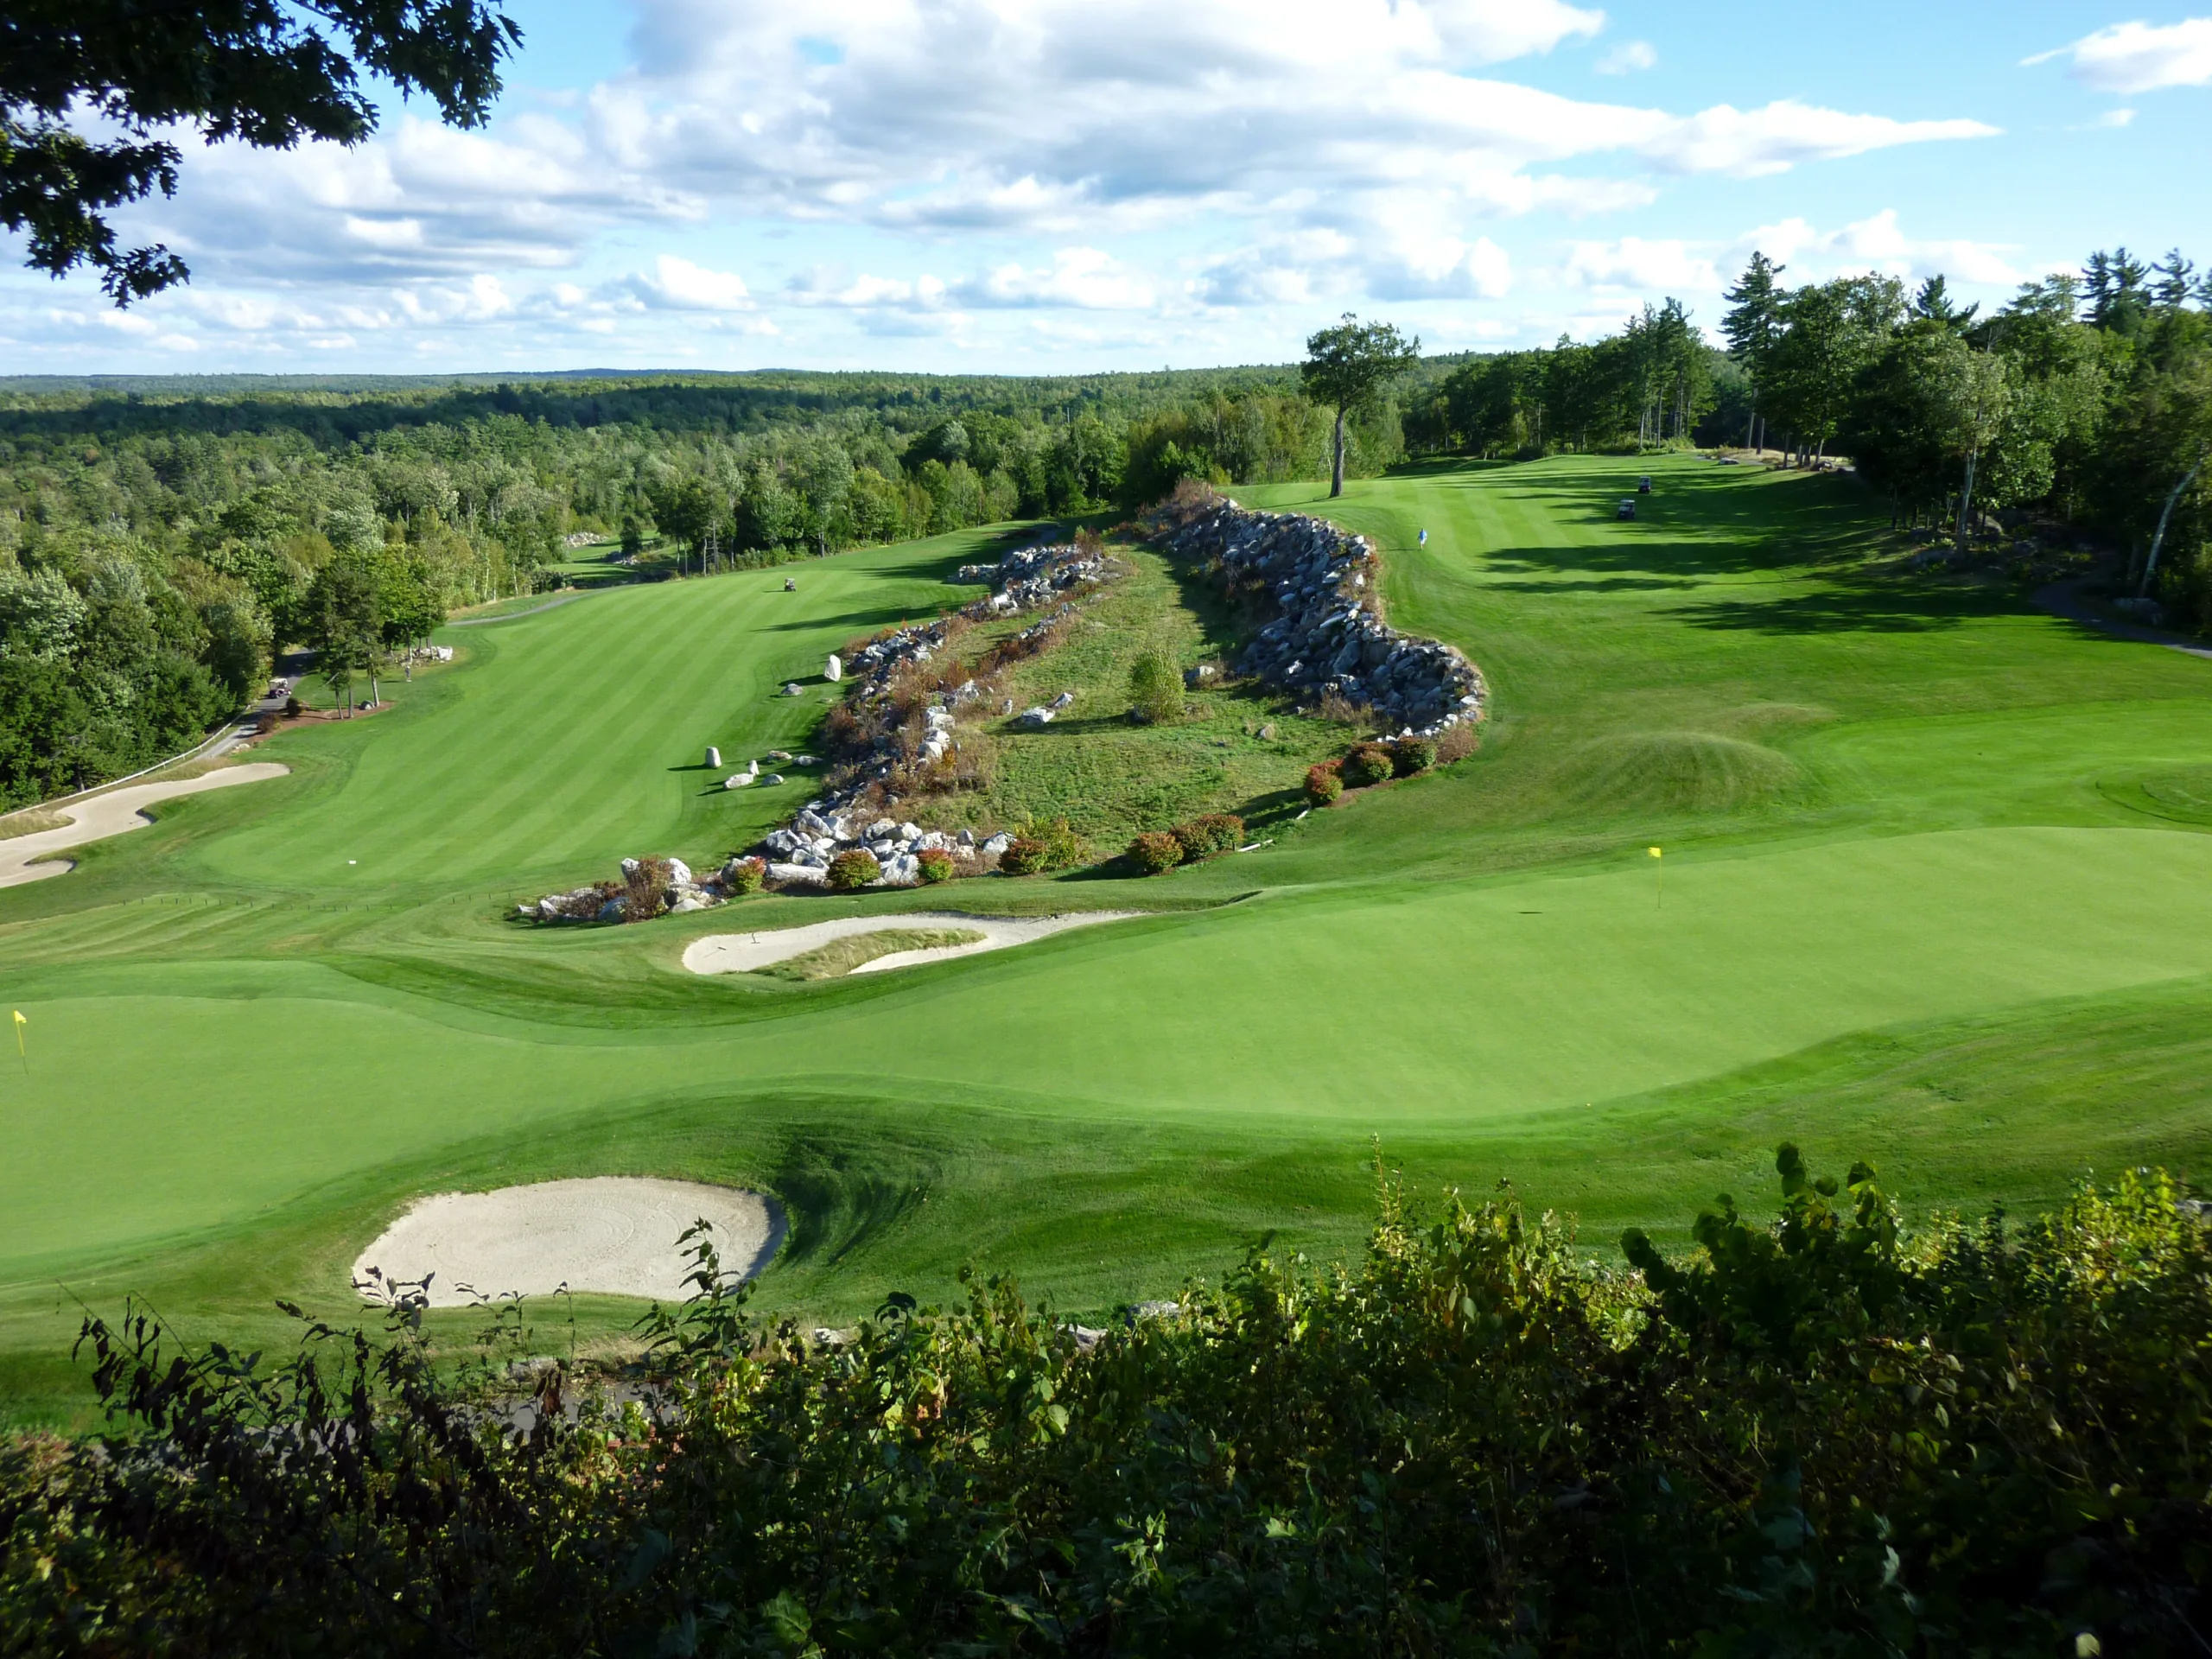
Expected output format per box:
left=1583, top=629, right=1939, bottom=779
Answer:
left=3, top=457, right=2209, bottom=1427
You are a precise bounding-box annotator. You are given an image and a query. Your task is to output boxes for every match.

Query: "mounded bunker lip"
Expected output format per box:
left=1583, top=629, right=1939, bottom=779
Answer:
left=0, top=763, right=290, bottom=888
left=352, top=1177, right=783, bottom=1307
left=681, top=909, right=1150, bottom=977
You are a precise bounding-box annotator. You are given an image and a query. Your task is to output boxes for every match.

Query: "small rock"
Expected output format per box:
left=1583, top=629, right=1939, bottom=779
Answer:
left=783, top=683, right=804, bottom=697
left=760, top=773, right=785, bottom=786
left=982, top=832, right=1013, bottom=856
left=824, top=652, right=842, bottom=683
left=704, top=746, right=721, bottom=769
left=1017, top=706, right=1053, bottom=728
left=724, top=773, right=752, bottom=789
left=1256, top=723, right=1276, bottom=740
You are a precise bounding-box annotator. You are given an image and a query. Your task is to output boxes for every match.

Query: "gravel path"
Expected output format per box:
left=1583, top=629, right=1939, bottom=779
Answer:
left=683, top=910, right=1147, bottom=976
left=353, top=1177, right=783, bottom=1306
left=0, top=763, right=290, bottom=888
left=2036, top=580, right=2212, bottom=664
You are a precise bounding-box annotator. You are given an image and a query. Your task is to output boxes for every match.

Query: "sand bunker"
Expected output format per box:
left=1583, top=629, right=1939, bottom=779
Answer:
left=353, top=1177, right=782, bottom=1306
left=682, top=909, right=1145, bottom=977
left=0, top=763, right=289, bottom=888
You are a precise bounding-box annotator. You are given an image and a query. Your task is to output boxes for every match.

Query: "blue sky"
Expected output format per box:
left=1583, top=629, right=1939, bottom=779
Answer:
left=5, top=1, right=2209, bottom=373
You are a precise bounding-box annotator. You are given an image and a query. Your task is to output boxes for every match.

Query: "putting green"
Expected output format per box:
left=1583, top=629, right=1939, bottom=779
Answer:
left=3, top=458, right=2209, bottom=1426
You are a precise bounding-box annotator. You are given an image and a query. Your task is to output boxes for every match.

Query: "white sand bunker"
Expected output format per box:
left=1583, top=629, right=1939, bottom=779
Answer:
left=353, top=1177, right=782, bottom=1307
left=682, top=909, right=1145, bottom=977
left=0, top=763, right=289, bottom=888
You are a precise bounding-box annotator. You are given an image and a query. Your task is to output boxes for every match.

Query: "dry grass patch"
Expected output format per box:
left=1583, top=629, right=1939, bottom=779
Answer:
left=0, top=809, right=70, bottom=842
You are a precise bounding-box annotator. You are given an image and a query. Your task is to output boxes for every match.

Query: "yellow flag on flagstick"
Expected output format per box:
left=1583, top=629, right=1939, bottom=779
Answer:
left=11, top=1009, right=24, bottom=1073
left=1649, top=847, right=1663, bottom=908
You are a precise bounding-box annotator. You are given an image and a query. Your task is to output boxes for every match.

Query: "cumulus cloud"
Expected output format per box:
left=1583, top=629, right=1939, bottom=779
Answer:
left=2024, top=18, right=2212, bottom=93
left=1597, top=40, right=1657, bottom=74
left=628, top=255, right=753, bottom=310
left=1738, top=210, right=2021, bottom=288
left=1564, top=237, right=1718, bottom=292
left=9, top=0, right=2017, bottom=364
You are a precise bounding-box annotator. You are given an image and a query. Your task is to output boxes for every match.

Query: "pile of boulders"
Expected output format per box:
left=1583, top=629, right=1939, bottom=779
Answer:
left=747, top=543, right=1119, bottom=888
left=1158, top=501, right=1484, bottom=737
left=520, top=855, right=755, bottom=924
left=760, top=811, right=1013, bottom=887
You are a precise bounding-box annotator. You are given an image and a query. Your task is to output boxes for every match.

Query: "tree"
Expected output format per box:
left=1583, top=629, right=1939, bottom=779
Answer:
left=1722, top=252, right=1787, bottom=451
left=5, top=0, right=521, bottom=302
left=1301, top=315, right=1420, bottom=497
left=303, top=552, right=380, bottom=715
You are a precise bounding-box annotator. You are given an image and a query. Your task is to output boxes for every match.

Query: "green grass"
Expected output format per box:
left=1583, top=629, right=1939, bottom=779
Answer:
left=3, top=457, right=2209, bottom=1428
left=753, top=927, right=987, bottom=981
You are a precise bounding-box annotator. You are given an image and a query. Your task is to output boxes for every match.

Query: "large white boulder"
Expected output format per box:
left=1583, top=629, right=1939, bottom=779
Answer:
left=768, top=861, right=827, bottom=884
left=825, top=652, right=842, bottom=682
left=666, top=857, right=693, bottom=887
left=876, top=853, right=921, bottom=886
left=705, top=747, right=721, bottom=769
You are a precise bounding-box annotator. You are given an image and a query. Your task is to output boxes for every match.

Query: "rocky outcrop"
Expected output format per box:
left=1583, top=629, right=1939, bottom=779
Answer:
left=750, top=541, right=1121, bottom=887
left=521, top=854, right=753, bottom=924
left=1157, top=500, right=1484, bottom=737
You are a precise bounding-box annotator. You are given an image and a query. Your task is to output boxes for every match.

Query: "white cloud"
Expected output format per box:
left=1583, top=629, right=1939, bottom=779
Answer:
left=2024, top=18, right=2212, bottom=93
left=1638, top=102, right=1997, bottom=178
left=1738, top=210, right=2021, bottom=288
left=629, top=255, right=753, bottom=310
left=963, top=248, right=1154, bottom=309
left=1564, top=237, right=1718, bottom=292
left=1597, top=40, right=1657, bottom=74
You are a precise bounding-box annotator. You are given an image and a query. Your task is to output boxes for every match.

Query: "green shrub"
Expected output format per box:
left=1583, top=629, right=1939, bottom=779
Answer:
left=916, top=847, right=956, bottom=884
left=1389, top=735, right=1437, bottom=776
left=1128, top=649, right=1185, bottom=725
left=723, top=856, right=766, bottom=895
left=16, top=1153, right=2212, bottom=1657
left=1192, top=812, right=1245, bottom=853
left=1305, top=760, right=1344, bottom=804
left=1128, top=830, right=1183, bottom=874
left=827, top=849, right=880, bottom=891
left=1021, top=816, right=1084, bottom=871
left=1343, top=742, right=1396, bottom=788
left=996, top=836, right=1048, bottom=875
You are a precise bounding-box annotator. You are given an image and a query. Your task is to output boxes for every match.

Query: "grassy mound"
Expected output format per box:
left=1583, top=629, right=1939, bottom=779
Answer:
left=751, top=927, right=987, bottom=981
left=1554, top=729, right=1810, bottom=817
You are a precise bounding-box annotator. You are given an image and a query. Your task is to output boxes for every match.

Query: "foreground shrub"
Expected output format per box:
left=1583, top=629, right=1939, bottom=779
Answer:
left=723, top=856, right=766, bottom=895
left=10, top=1152, right=2209, bottom=1657
left=916, top=847, right=955, bottom=884
left=1343, top=742, right=1397, bottom=788
left=622, top=855, right=674, bottom=922
left=1389, top=734, right=1437, bottom=776
left=1169, top=813, right=1245, bottom=863
left=996, top=836, right=1048, bottom=875
left=1127, top=648, right=1185, bottom=725
left=1128, top=830, right=1183, bottom=874
left=1305, top=760, right=1344, bottom=804
left=826, top=849, right=880, bottom=891
left=1192, top=811, right=1245, bottom=853
left=1021, top=816, right=1084, bottom=871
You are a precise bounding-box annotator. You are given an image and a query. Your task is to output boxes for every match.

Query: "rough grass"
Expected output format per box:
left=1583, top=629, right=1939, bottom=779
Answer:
left=915, top=545, right=1357, bottom=844
left=751, top=927, right=987, bottom=981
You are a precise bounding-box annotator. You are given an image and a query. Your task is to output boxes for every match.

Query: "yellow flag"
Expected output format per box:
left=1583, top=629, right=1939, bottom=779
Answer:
left=10, top=1009, right=23, bottom=1068
left=1649, top=847, right=1662, bottom=858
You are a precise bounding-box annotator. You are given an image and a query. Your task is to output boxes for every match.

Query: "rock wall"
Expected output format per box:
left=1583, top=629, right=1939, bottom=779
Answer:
left=1158, top=500, right=1484, bottom=737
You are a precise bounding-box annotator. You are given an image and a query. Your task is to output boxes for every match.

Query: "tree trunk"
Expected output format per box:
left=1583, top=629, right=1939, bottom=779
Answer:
left=1330, top=407, right=1347, bottom=498
left=1955, top=448, right=1980, bottom=550
left=2139, top=454, right=2208, bottom=597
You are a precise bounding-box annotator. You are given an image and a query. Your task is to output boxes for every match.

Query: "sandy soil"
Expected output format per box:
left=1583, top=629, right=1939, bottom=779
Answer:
left=681, top=909, right=1147, bottom=977
left=0, top=763, right=290, bottom=889
left=353, top=1177, right=783, bottom=1306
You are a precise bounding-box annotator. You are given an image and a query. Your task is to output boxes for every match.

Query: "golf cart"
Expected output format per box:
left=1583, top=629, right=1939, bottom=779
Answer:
left=1617, top=499, right=1637, bottom=520
left=1637, top=475, right=1652, bottom=493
